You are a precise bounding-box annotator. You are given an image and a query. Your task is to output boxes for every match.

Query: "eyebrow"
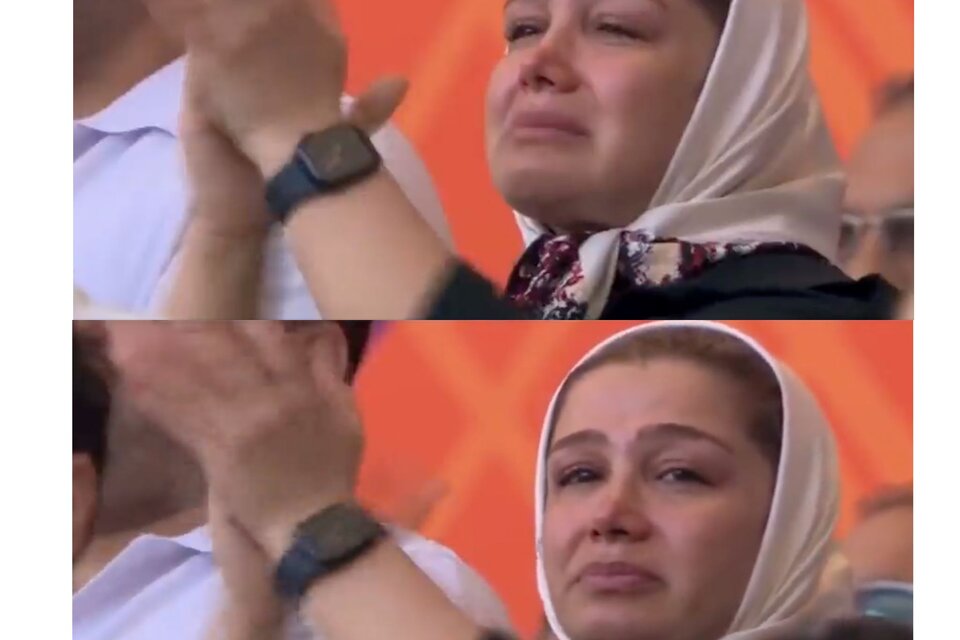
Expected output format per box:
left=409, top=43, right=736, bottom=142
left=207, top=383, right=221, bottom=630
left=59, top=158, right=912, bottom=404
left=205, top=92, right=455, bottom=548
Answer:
left=504, top=0, right=539, bottom=12
left=503, top=0, right=667, bottom=13
left=548, top=422, right=734, bottom=457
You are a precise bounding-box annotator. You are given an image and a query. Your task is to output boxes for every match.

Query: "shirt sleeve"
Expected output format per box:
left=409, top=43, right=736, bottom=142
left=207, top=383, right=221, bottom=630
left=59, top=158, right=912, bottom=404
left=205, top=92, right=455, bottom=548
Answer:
left=393, top=529, right=516, bottom=634
left=426, top=262, right=530, bottom=320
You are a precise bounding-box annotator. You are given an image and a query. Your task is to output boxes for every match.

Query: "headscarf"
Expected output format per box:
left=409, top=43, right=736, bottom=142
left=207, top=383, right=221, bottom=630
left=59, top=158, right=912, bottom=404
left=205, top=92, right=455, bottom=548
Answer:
left=512, top=0, right=843, bottom=319
left=534, top=321, right=840, bottom=640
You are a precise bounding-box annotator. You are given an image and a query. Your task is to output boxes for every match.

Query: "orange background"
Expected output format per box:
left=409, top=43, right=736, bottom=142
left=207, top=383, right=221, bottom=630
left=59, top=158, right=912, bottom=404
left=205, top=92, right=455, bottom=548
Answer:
left=335, top=0, right=915, bottom=285
left=354, top=321, right=913, bottom=637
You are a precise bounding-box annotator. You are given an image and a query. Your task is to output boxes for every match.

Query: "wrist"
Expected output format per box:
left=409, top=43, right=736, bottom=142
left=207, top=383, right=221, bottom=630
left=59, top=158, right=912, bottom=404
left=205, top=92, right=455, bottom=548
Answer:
left=258, top=492, right=354, bottom=562
left=245, top=110, right=344, bottom=179
left=186, top=214, right=272, bottom=245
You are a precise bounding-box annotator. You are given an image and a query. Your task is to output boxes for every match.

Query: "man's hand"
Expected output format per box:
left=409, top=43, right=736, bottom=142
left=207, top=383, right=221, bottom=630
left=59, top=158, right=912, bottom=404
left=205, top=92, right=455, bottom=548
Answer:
left=107, top=322, right=364, bottom=558
left=180, top=63, right=272, bottom=240
left=207, top=497, right=286, bottom=640
left=149, top=0, right=350, bottom=175
left=179, top=62, right=409, bottom=240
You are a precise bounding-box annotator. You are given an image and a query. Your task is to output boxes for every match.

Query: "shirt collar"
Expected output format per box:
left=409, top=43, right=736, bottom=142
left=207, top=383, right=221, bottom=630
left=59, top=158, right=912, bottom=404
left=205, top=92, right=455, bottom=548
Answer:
left=76, top=57, right=185, bottom=136
left=166, top=525, right=213, bottom=553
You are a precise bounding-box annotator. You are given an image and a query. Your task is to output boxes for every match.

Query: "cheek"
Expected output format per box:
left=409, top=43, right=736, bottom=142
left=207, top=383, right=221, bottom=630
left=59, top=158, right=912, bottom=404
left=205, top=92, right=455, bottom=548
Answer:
left=588, top=61, right=693, bottom=166
left=542, top=500, right=585, bottom=578
left=485, top=61, right=515, bottom=135
left=659, top=499, right=767, bottom=585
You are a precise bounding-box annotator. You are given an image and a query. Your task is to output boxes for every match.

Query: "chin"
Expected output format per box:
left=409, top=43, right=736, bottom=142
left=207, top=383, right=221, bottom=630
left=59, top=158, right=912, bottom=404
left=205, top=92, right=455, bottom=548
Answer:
left=562, top=615, right=666, bottom=640
left=558, top=599, right=672, bottom=640
left=494, top=166, right=594, bottom=228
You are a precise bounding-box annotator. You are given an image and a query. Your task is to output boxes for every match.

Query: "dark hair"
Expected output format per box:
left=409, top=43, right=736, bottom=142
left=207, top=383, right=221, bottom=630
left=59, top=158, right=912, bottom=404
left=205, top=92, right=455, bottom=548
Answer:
left=73, top=328, right=112, bottom=476
left=559, top=327, right=783, bottom=469
left=876, top=76, right=914, bottom=115
left=336, top=321, right=373, bottom=383
left=858, top=484, right=913, bottom=521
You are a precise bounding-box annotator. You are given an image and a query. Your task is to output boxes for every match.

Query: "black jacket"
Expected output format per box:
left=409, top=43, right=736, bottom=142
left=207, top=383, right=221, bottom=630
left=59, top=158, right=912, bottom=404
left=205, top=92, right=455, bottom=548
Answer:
left=427, top=251, right=898, bottom=320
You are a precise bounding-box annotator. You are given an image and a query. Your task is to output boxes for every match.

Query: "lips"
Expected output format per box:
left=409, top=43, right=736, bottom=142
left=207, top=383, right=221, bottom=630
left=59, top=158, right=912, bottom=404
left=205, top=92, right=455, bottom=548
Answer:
left=577, top=561, right=664, bottom=594
left=508, top=110, right=589, bottom=137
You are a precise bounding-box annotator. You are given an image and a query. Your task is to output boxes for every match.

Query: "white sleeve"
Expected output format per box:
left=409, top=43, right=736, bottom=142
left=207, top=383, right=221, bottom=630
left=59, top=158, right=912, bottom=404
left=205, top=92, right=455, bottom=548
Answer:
left=393, top=529, right=515, bottom=633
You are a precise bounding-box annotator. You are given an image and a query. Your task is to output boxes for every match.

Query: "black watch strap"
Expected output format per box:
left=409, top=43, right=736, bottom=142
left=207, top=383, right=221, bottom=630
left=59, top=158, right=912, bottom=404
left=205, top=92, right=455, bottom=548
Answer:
left=274, top=502, right=386, bottom=600
left=264, top=123, right=382, bottom=224
left=265, top=159, right=329, bottom=225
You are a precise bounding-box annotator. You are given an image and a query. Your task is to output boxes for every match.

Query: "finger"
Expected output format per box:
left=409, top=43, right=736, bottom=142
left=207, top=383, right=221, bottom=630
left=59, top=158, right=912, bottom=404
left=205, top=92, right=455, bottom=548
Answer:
left=345, top=76, right=409, bottom=135
left=106, top=322, right=217, bottom=451
left=237, top=321, right=317, bottom=383
left=171, top=322, right=274, bottom=398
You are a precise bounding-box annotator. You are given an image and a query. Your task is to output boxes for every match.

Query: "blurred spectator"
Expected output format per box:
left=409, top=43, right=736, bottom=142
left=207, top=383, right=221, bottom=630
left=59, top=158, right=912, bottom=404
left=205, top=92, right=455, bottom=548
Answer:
left=776, top=617, right=911, bottom=640
left=74, top=1, right=450, bottom=319
left=842, top=77, right=914, bottom=293
left=74, top=322, right=511, bottom=640
left=73, top=326, right=112, bottom=560
left=844, top=485, right=913, bottom=585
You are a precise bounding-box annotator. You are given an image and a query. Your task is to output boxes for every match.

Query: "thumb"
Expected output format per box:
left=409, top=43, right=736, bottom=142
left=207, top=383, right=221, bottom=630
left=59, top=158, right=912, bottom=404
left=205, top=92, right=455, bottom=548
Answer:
left=345, top=76, right=410, bottom=135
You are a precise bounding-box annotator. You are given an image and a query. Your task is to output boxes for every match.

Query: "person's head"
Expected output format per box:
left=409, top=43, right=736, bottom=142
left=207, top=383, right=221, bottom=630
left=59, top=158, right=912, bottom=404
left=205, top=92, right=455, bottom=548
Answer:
left=94, top=321, right=373, bottom=535
left=536, top=322, right=840, bottom=640
left=843, top=485, right=913, bottom=585
left=73, top=325, right=113, bottom=559
left=842, top=77, right=914, bottom=292
left=486, top=0, right=730, bottom=232
left=775, top=617, right=913, bottom=640
left=74, top=0, right=153, bottom=79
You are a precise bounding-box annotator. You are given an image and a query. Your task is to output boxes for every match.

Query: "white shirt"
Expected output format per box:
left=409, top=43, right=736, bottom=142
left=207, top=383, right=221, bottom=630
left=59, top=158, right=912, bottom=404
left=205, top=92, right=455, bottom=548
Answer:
left=73, top=526, right=513, bottom=639
left=74, top=58, right=451, bottom=318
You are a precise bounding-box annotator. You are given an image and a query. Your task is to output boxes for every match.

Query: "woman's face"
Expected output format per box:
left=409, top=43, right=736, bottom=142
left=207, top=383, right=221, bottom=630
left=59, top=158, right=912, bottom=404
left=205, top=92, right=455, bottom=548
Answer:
left=486, top=0, right=722, bottom=232
left=543, top=358, right=776, bottom=640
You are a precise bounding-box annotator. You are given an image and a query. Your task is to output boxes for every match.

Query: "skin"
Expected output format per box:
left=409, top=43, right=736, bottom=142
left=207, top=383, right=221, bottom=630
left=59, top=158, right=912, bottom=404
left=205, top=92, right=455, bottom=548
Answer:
left=72, top=454, right=99, bottom=561
left=543, top=359, right=775, bottom=640
left=107, top=322, right=488, bottom=640
left=485, top=0, right=723, bottom=232
left=74, top=0, right=182, bottom=118
left=843, top=506, right=913, bottom=585
left=842, top=101, right=914, bottom=292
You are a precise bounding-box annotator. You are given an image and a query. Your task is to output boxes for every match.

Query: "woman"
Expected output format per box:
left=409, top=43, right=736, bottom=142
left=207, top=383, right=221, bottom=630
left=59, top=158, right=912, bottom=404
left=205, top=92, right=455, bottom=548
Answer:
left=535, top=321, right=840, bottom=639
left=111, top=320, right=845, bottom=640
left=154, top=0, right=896, bottom=319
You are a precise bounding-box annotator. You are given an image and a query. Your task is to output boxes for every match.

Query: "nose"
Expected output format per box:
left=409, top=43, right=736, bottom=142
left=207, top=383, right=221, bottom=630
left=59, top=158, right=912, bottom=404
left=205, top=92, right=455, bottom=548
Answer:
left=518, top=31, right=579, bottom=94
left=589, top=475, right=652, bottom=543
left=844, top=227, right=886, bottom=281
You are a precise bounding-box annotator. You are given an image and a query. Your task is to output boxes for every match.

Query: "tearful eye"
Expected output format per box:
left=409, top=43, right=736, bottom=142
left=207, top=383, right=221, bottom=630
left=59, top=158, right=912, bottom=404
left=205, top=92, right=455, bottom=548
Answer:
left=596, top=22, right=641, bottom=39
left=506, top=23, right=544, bottom=42
left=558, top=467, right=601, bottom=487
left=657, top=468, right=707, bottom=485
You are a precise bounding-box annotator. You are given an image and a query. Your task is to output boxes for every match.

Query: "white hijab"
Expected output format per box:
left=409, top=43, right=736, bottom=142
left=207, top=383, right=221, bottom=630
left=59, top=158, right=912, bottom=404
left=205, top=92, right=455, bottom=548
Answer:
left=534, top=321, right=840, bottom=640
left=514, top=0, right=844, bottom=319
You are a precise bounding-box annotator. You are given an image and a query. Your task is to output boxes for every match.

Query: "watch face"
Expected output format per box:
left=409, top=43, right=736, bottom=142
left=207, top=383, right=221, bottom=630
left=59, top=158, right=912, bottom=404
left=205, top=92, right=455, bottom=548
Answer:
left=299, top=503, right=384, bottom=563
left=299, top=125, right=380, bottom=185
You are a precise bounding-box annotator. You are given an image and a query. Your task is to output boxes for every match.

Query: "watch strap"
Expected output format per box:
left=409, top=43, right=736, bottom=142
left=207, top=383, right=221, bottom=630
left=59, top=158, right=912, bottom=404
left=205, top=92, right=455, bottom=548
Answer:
left=274, top=503, right=386, bottom=600
left=265, top=153, right=330, bottom=226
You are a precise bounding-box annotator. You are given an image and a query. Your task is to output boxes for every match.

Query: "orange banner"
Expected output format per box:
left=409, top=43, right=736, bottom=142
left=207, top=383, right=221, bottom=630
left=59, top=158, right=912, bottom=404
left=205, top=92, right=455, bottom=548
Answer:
left=354, top=321, right=912, bottom=636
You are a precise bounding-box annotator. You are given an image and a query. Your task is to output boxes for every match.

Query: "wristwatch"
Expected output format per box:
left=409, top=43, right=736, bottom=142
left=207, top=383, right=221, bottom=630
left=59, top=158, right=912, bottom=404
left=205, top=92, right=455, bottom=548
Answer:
left=264, top=123, right=383, bottom=223
left=274, top=502, right=387, bottom=600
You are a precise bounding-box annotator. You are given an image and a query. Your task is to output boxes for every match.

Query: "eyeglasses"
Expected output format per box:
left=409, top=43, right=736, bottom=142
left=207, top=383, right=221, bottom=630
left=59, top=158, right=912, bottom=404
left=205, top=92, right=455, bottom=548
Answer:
left=855, top=581, right=913, bottom=627
left=839, top=208, right=914, bottom=264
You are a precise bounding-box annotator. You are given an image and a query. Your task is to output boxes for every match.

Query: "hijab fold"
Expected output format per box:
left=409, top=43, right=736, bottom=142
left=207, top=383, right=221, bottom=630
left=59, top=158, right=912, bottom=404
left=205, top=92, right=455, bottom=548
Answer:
left=514, top=0, right=843, bottom=319
left=534, top=321, right=840, bottom=640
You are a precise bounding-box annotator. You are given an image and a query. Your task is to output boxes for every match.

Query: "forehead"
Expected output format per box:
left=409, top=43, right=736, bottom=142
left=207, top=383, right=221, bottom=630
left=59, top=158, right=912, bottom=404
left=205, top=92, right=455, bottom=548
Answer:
left=553, top=358, right=758, bottom=444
